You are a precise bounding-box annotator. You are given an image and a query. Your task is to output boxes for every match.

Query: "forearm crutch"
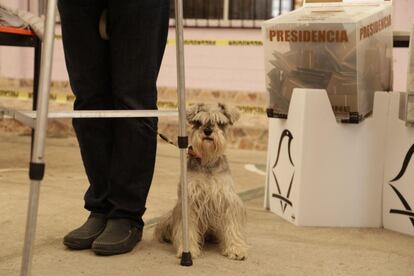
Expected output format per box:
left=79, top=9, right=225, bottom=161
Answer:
left=175, top=0, right=193, bottom=267
left=19, top=0, right=192, bottom=275
left=21, top=0, right=57, bottom=275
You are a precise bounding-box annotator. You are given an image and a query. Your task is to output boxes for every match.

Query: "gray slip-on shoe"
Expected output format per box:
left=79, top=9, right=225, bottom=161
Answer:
left=91, top=219, right=142, bottom=256
left=63, top=213, right=106, bottom=250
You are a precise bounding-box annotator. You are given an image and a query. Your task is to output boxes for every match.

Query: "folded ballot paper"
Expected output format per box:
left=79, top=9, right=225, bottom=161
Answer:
left=262, top=0, right=393, bottom=122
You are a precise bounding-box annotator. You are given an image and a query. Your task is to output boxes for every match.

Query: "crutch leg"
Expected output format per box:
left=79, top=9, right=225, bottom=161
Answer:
left=20, top=0, right=57, bottom=275
left=30, top=39, right=41, bottom=158
left=174, top=0, right=192, bottom=267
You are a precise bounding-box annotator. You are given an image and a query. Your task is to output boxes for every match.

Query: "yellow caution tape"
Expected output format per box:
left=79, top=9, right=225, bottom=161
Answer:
left=54, top=35, right=262, bottom=46
left=167, top=39, right=263, bottom=46
left=0, top=89, right=73, bottom=103
left=17, top=91, right=30, bottom=100
left=0, top=89, right=26, bottom=99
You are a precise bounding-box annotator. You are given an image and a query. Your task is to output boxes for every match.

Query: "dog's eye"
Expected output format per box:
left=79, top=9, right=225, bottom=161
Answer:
left=192, top=121, right=202, bottom=128
left=217, top=123, right=226, bottom=129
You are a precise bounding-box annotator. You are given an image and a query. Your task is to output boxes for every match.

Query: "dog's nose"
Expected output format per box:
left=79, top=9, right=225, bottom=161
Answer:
left=204, top=128, right=213, bottom=136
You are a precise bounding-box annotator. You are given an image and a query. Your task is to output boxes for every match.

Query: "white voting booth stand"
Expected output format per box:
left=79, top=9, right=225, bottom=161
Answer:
left=264, top=88, right=388, bottom=227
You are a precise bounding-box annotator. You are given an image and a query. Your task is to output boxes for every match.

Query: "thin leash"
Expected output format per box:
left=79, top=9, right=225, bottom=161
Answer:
left=158, top=132, right=178, bottom=148
left=158, top=130, right=199, bottom=159
left=141, top=120, right=178, bottom=147
left=142, top=121, right=200, bottom=159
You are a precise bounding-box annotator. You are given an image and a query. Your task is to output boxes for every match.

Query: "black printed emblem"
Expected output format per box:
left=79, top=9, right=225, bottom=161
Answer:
left=272, top=129, right=294, bottom=213
left=389, top=144, right=414, bottom=227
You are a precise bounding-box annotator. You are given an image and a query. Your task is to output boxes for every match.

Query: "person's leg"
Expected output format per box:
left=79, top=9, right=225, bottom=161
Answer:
left=91, top=0, right=170, bottom=255
left=106, top=0, right=170, bottom=227
left=58, top=0, right=113, bottom=249
left=58, top=0, right=113, bottom=215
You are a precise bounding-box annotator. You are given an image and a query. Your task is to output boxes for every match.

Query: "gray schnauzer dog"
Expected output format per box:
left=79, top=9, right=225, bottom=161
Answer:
left=155, top=103, right=248, bottom=260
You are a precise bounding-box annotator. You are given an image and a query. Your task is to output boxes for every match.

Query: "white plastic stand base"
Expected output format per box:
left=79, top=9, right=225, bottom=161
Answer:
left=264, top=88, right=389, bottom=227
left=383, top=92, right=414, bottom=236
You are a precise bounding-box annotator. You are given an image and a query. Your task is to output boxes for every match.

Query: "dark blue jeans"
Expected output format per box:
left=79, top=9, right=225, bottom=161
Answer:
left=58, top=0, right=170, bottom=228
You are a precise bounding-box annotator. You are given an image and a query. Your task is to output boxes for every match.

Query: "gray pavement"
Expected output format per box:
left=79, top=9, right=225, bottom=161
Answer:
left=1, top=133, right=414, bottom=275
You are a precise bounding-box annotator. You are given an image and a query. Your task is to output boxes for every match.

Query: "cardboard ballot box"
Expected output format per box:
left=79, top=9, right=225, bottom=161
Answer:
left=262, top=0, right=393, bottom=122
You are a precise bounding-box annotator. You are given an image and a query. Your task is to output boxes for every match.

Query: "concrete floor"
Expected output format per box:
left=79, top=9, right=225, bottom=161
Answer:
left=0, top=133, right=414, bottom=275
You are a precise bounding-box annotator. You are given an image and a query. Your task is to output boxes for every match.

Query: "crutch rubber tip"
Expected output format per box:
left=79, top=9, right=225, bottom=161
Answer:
left=180, top=252, right=193, bottom=266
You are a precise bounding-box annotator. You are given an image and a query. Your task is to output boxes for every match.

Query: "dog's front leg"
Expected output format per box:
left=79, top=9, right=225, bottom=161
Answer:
left=171, top=204, right=202, bottom=258
left=220, top=205, right=248, bottom=260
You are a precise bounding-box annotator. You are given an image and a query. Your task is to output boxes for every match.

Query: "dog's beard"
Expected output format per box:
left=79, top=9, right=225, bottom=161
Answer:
left=191, top=130, right=226, bottom=165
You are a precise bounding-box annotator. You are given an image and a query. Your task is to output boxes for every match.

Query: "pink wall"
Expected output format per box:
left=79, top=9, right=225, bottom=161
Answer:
left=393, top=0, right=414, bottom=32
left=0, top=27, right=266, bottom=92
left=158, top=28, right=265, bottom=92
left=392, top=0, right=414, bottom=92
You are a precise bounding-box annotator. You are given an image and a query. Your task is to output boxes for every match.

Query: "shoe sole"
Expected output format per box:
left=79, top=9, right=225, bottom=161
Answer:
left=92, top=233, right=142, bottom=256
left=63, top=231, right=104, bottom=250
left=93, top=246, right=134, bottom=256
left=63, top=240, right=92, bottom=250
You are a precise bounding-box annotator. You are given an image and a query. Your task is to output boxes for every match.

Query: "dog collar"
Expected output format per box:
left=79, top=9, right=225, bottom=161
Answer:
left=188, top=145, right=202, bottom=160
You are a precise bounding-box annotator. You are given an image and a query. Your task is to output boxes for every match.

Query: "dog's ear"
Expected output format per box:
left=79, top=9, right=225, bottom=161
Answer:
left=187, top=103, right=205, bottom=122
left=218, top=103, right=240, bottom=125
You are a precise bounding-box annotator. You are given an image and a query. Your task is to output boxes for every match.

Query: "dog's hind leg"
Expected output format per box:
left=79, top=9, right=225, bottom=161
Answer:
left=154, top=211, right=173, bottom=243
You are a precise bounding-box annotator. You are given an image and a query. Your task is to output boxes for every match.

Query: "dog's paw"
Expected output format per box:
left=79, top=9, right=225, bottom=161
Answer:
left=222, top=246, right=247, bottom=261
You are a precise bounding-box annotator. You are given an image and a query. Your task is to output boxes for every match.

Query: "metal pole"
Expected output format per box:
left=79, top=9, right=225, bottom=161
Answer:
left=30, top=38, right=41, bottom=161
left=223, top=0, right=230, bottom=21
left=38, top=0, right=46, bottom=16
left=175, top=0, right=192, bottom=267
left=279, top=0, right=282, bottom=15
left=21, top=0, right=57, bottom=275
